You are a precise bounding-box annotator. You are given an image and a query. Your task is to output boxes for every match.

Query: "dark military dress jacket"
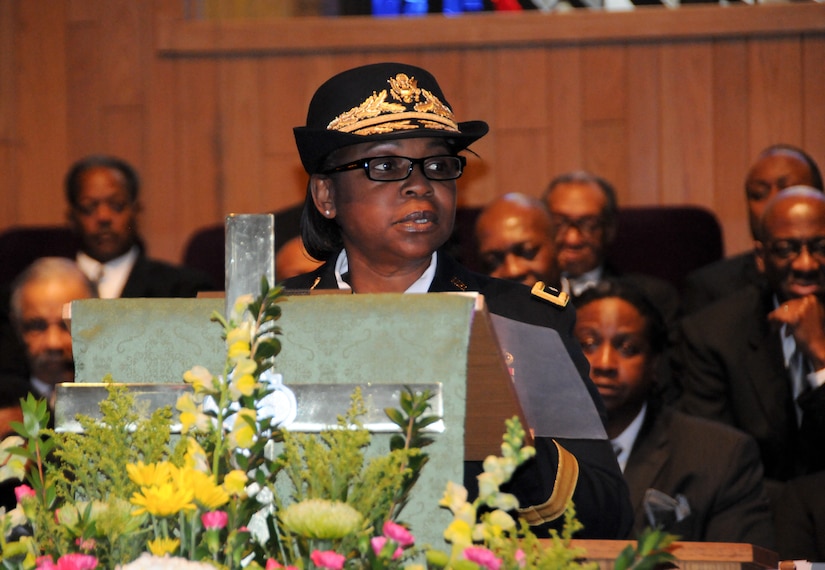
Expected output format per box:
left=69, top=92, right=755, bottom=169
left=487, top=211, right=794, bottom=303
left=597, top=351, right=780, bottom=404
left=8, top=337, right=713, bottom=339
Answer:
left=283, top=251, right=633, bottom=539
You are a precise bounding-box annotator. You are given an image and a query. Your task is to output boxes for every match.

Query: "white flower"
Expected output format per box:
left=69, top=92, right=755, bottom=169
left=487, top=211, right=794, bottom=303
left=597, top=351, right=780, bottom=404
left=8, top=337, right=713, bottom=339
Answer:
left=116, top=553, right=215, bottom=570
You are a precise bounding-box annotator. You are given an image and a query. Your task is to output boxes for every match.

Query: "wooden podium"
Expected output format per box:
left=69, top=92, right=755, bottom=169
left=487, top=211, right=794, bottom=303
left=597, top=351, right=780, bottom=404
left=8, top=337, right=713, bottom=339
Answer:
left=562, top=540, right=778, bottom=570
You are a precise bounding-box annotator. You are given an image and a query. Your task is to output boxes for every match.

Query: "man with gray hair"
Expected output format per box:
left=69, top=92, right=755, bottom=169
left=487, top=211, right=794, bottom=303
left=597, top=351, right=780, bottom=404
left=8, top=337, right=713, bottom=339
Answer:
left=543, top=170, right=680, bottom=327
left=10, top=257, right=95, bottom=404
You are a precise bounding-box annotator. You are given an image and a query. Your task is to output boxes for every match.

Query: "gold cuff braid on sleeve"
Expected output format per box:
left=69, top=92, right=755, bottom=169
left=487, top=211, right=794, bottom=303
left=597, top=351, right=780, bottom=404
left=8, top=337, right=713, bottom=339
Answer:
left=516, top=440, right=579, bottom=525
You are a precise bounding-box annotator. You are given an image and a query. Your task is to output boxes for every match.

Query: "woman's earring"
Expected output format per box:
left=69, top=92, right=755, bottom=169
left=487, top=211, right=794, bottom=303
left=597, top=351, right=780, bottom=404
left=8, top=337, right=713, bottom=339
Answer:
left=325, top=209, right=331, bottom=216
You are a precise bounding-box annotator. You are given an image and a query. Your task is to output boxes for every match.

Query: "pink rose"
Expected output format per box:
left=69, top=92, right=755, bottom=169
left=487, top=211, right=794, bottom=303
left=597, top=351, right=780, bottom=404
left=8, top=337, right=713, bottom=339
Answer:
left=463, top=546, right=502, bottom=570
left=14, top=484, right=35, bottom=503
left=310, top=550, right=346, bottom=570
left=382, top=520, right=414, bottom=547
left=371, top=536, right=402, bottom=560
left=201, top=510, right=229, bottom=530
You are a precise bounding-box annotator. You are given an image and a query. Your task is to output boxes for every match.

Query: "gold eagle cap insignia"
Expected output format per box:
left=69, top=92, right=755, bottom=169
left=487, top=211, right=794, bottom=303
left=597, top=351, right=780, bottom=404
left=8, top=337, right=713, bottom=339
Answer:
left=327, top=73, right=459, bottom=134
left=531, top=281, right=569, bottom=308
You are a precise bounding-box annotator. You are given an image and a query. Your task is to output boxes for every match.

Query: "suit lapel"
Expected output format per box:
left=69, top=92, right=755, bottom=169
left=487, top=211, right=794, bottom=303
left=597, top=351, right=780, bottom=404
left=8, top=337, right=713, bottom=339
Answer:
left=623, top=408, right=669, bottom=519
left=744, top=290, right=795, bottom=433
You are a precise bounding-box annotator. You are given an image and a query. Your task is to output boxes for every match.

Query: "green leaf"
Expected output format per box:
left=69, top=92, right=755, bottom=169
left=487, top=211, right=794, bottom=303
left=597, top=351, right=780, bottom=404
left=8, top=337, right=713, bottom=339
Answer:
left=383, top=408, right=406, bottom=429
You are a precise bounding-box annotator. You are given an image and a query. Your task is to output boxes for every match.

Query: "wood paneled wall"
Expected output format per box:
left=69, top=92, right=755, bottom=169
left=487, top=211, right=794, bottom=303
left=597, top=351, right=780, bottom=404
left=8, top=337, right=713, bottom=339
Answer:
left=1, top=1, right=824, bottom=263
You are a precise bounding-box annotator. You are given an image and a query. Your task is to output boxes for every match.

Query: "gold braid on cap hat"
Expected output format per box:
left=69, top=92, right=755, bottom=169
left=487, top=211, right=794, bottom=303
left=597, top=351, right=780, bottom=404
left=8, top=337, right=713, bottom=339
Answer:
left=327, top=73, right=459, bottom=136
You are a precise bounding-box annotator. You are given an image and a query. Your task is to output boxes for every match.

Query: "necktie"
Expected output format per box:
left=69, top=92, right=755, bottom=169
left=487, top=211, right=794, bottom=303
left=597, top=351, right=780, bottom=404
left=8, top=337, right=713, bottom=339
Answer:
left=790, top=347, right=812, bottom=425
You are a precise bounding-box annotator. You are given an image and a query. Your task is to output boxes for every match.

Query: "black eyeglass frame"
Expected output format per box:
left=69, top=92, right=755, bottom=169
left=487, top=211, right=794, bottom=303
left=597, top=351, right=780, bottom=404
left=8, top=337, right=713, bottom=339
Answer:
left=765, top=237, right=825, bottom=261
left=321, top=155, right=467, bottom=182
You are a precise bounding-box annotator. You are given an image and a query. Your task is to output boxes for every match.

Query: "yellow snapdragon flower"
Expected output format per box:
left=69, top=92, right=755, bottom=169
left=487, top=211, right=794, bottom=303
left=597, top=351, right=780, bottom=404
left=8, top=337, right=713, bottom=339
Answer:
left=182, top=365, right=216, bottom=395
left=223, top=469, right=248, bottom=496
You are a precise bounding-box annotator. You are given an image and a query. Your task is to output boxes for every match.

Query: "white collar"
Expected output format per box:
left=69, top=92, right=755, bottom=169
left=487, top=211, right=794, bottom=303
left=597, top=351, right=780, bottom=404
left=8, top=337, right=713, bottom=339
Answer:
left=611, top=402, right=648, bottom=473
left=76, top=246, right=139, bottom=298
left=562, top=265, right=603, bottom=296
left=332, top=250, right=437, bottom=293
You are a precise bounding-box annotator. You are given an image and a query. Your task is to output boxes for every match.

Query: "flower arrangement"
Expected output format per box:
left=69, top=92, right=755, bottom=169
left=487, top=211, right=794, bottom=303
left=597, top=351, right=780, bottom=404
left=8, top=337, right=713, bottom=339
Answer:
left=0, top=279, right=676, bottom=570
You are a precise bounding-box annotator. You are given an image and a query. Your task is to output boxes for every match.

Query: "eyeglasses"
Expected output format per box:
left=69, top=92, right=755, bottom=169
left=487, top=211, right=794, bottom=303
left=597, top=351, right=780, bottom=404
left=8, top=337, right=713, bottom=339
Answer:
left=19, top=317, right=70, bottom=336
left=767, top=237, right=825, bottom=261
left=549, top=214, right=605, bottom=236
left=322, top=155, right=466, bottom=182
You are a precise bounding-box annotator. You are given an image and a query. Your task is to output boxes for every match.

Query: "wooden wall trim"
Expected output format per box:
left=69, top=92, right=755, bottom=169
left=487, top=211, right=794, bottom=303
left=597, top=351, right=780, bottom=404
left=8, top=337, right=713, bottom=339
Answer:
left=156, top=4, right=825, bottom=55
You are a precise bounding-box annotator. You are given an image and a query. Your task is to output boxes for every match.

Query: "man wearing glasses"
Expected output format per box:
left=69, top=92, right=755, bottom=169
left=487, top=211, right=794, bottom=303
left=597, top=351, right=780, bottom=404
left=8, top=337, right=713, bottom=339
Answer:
left=676, top=186, right=825, bottom=512
left=541, top=171, right=679, bottom=328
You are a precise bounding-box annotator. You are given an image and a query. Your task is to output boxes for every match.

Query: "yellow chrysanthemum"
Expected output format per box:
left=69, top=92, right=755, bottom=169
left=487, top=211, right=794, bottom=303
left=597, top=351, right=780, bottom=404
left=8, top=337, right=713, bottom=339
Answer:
left=188, top=469, right=229, bottom=510
left=280, top=499, right=363, bottom=540
left=147, top=537, right=180, bottom=556
left=130, top=469, right=196, bottom=517
left=126, top=461, right=174, bottom=488
left=223, top=469, right=248, bottom=496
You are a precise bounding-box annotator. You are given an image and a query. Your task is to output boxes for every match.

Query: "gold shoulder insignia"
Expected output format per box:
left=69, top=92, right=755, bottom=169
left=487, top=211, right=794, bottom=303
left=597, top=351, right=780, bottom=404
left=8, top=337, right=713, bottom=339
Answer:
left=531, top=281, right=569, bottom=308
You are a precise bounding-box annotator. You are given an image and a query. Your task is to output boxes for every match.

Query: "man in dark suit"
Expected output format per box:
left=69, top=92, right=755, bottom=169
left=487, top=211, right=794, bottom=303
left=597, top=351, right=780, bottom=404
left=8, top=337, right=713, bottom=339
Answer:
left=683, top=144, right=823, bottom=314
left=65, top=154, right=216, bottom=299
left=542, top=171, right=680, bottom=328
left=573, top=280, right=774, bottom=547
left=775, top=471, right=825, bottom=561
left=0, top=156, right=218, bottom=377
left=676, top=186, right=825, bottom=505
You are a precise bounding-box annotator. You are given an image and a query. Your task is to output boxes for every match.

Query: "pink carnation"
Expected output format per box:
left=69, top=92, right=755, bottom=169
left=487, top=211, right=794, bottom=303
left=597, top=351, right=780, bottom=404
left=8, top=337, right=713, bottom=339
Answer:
left=310, top=550, right=346, bottom=570
left=75, top=537, right=97, bottom=552
left=201, top=510, right=228, bottom=530
left=463, top=546, right=502, bottom=570
left=14, top=484, right=35, bottom=503
left=382, top=520, right=414, bottom=547
left=36, top=554, right=98, bottom=570
left=371, top=536, right=402, bottom=560
left=35, top=556, right=57, bottom=570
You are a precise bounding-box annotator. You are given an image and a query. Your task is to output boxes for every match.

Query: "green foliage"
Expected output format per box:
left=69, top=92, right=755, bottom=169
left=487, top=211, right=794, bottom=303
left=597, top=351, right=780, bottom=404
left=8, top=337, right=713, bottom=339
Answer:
left=614, top=528, right=677, bottom=570
left=51, top=379, right=181, bottom=504
left=274, top=387, right=435, bottom=527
